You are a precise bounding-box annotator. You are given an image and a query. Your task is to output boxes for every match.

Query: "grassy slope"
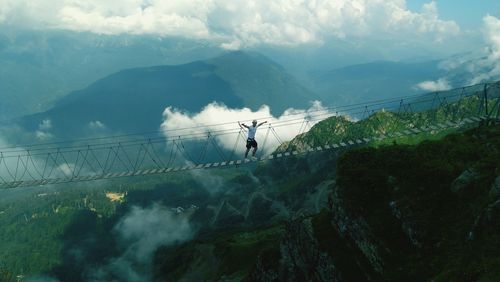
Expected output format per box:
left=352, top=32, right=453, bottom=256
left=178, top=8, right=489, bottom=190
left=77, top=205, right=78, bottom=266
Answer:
left=278, top=94, right=485, bottom=152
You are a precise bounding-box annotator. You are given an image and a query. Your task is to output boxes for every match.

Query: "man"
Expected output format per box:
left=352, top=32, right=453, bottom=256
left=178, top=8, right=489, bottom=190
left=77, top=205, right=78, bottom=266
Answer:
left=238, top=119, right=267, bottom=158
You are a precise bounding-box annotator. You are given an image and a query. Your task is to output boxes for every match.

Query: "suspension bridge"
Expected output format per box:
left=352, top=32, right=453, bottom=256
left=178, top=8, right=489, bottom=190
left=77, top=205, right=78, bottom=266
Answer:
left=0, top=82, right=499, bottom=189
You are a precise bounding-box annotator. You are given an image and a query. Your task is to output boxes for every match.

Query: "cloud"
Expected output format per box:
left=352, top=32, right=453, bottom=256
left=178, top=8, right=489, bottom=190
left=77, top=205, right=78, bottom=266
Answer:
left=188, top=168, right=231, bottom=195
left=0, top=134, right=79, bottom=183
left=469, top=15, right=500, bottom=84
left=160, top=101, right=332, bottom=159
left=38, top=119, right=52, bottom=130
left=426, top=15, right=500, bottom=86
left=0, top=137, right=33, bottom=182
left=56, top=163, right=75, bottom=177
left=0, top=0, right=460, bottom=49
left=35, top=131, right=54, bottom=141
left=88, top=204, right=193, bottom=282
left=416, top=78, right=452, bottom=91
left=35, top=119, right=54, bottom=141
left=88, top=120, right=106, bottom=130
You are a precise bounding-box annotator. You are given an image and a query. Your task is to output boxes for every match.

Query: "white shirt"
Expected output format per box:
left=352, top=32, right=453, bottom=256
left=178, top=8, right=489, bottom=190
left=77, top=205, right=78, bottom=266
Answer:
left=247, top=126, right=257, bottom=139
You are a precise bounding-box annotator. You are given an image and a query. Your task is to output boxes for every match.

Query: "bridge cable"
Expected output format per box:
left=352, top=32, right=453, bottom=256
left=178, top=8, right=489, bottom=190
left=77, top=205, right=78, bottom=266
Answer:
left=166, top=140, right=177, bottom=167
left=258, top=125, right=272, bottom=158
left=89, top=146, right=105, bottom=174
left=14, top=155, right=21, bottom=181
left=18, top=154, right=33, bottom=181
left=59, top=149, right=73, bottom=179
left=270, top=125, right=283, bottom=145
left=179, top=139, right=197, bottom=165
left=197, top=134, right=211, bottom=164
left=27, top=151, right=43, bottom=179
left=145, top=139, right=166, bottom=168
left=1, top=152, right=16, bottom=181
left=229, top=128, right=244, bottom=161
left=47, top=150, right=63, bottom=179
left=102, top=147, right=114, bottom=174
left=79, top=147, right=98, bottom=176
left=0, top=154, right=7, bottom=183
left=72, top=150, right=81, bottom=178
left=118, top=143, right=136, bottom=171
left=210, top=135, right=228, bottom=162
left=132, top=144, right=145, bottom=171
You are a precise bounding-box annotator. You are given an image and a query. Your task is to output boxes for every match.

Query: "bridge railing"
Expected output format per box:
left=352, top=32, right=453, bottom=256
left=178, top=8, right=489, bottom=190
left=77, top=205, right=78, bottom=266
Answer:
left=0, top=82, right=498, bottom=189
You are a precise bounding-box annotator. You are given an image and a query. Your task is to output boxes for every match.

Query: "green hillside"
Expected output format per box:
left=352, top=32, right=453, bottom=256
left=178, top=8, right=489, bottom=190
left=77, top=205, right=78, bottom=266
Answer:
left=278, top=93, right=489, bottom=152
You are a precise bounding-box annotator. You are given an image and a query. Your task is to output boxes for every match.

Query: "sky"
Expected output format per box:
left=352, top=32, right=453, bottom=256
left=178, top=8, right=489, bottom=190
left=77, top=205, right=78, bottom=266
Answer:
left=407, top=0, right=500, bottom=29
left=0, top=0, right=499, bottom=80
left=0, top=0, right=496, bottom=53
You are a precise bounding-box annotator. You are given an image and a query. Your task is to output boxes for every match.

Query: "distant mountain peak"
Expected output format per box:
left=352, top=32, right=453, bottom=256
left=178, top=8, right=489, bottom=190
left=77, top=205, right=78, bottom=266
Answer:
left=18, top=51, right=316, bottom=138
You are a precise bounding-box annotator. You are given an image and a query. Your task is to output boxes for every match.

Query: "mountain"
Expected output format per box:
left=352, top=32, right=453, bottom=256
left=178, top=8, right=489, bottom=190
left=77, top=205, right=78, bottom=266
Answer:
left=310, top=60, right=446, bottom=105
left=206, top=52, right=315, bottom=113
left=0, top=29, right=453, bottom=123
left=1, top=30, right=490, bottom=124
left=16, top=51, right=317, bottom=138
left=0, top=30, right=222, bottom=120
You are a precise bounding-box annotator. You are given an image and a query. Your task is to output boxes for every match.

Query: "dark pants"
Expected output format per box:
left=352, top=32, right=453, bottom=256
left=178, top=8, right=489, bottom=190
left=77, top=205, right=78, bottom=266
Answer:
left=246, top=138, right=258, bottom=149
left=245, top=138, right=258, bottom=157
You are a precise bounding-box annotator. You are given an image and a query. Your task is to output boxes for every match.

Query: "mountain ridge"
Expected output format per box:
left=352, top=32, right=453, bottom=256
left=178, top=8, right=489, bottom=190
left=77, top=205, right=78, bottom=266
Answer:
left=309, top=59, right=446, bottom=105
left=15, top=51, right=317, bottom=138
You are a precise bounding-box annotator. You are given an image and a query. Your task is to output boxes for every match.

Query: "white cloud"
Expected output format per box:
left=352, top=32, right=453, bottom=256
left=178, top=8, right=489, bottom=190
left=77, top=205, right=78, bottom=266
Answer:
left=38, top=119, right=52, bottom=130
left=0, top=136, right=47, bottom=183
left=35, top=119, right=54, bottom=141
left=89, top=204, right=193, bottom=282
left=416, top=78, right=452, bottom=91
left=434, top=15, right=500, bottom=86
left=56, top=163, right=75, bottom=177
left=469, top=15, right=500, bottom=84
left=88, top=120, right=106, bottom=130
left=35, top=130, right=54, bottom=141
left=0, top=0, right=460, bottom=49
left=189, top=168, right=226, bottom=195
left=160, top=101, right=333, bottom=158
left=115, top=204, right=192, bottom=262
